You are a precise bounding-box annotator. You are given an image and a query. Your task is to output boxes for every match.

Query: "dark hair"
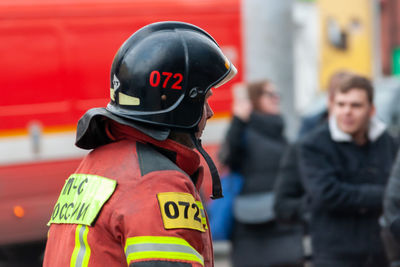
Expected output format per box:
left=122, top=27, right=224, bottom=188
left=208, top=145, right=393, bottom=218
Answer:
left=337, top=75, right=374, bottom=103
left=247, top=80, right=271, bottom=111
left=327, top=70, right=354, bottom=97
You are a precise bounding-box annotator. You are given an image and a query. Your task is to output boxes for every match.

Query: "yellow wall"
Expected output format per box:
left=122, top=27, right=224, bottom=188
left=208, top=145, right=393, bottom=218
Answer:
left=318, top=0, right=373, bottom=90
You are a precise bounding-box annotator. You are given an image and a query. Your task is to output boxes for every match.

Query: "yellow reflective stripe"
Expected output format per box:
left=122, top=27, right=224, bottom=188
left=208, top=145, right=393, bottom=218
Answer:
left=70, top=225, right=91, bottom=267
left=110, top=88, right=115, bottom=101
left=196, top=201, right=203, bottom=210
left=124, top=236, right=203, bottom=266
left=196, top=201, right=208, bottom=230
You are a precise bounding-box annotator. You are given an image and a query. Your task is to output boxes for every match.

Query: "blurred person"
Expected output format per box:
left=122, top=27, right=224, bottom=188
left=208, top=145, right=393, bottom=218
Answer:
left=383, top=149, right=400, bottom=267
left=299, top=74, right=398, bottom=267
left=274, top=142, right=306, bottom=226
left=273, top=142, right=308, bottom=266
left=298, top=70, right=354, bottom=138
left=275, top=70, right=355, bottom=220
left=219, top=80, right=288, bottom=267
left=273, top=70, right=356, bottom=265
left=43, top=21, right=237, bottom=267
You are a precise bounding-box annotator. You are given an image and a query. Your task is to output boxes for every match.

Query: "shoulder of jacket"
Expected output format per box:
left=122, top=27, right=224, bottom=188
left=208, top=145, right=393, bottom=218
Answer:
left=301, top=123, right=331, bottom=147
left=375, top=131, right=399, bottom=153
left=136, top=141, right=184, bottom=177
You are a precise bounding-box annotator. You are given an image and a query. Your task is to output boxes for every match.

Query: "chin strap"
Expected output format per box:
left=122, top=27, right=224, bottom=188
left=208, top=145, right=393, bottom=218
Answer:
left=190, top=133, right=223, bottom=199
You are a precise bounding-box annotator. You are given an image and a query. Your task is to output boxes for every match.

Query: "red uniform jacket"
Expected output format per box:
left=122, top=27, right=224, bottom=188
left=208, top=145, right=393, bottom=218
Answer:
left=43, top=122, right=214, bottom=267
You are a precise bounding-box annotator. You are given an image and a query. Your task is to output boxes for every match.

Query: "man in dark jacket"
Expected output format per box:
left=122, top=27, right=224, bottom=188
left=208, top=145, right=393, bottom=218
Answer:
left=299, top=74, right=398, bottom=267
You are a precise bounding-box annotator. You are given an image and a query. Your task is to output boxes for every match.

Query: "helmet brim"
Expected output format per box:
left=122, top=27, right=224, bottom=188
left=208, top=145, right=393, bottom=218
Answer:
left=214, top=62, right=238, bottom=89
left=75, top=107, right=171, bottom=149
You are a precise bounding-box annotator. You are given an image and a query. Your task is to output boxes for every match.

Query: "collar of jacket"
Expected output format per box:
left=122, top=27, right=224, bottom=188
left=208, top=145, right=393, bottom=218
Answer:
left=329, top=115, right=386, bottom=143
left=106, top=120, right=201, bottom=179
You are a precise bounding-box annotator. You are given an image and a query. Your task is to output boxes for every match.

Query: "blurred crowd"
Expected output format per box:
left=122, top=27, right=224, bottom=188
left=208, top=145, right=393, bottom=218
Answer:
left=208, top=71, right=400, bottom=267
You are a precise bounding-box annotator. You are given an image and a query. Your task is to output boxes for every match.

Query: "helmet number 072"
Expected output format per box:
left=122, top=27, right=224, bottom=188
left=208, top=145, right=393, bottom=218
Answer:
left=149, top=70, right=183, bottom=90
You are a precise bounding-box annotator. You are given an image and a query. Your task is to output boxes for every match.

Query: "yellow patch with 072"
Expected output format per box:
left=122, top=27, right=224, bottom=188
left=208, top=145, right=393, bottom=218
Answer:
left=157, top=192, right=205, bottom=232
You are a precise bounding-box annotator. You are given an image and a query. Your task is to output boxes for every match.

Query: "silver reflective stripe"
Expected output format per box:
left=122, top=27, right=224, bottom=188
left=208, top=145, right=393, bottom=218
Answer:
left=200, top=208, right=205, bottom=218
left=70, top=225, right=91, bottom=267
left=75, top=226, right=87, bottom=267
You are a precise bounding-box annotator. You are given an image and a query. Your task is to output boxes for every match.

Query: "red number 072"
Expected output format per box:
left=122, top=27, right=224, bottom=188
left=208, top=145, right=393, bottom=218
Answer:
left=149, top=71, right=183, bottom=90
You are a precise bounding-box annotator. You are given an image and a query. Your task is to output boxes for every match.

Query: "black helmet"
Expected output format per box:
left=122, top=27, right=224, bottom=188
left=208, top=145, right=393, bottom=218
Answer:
left=76, top=21, right=237, bottom=199
left=107, top=21, right=236, bottom=130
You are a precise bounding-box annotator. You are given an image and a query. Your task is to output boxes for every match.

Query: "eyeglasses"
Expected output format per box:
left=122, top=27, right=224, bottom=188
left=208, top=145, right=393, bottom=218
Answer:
left=261, top=91, right=280, bottom=99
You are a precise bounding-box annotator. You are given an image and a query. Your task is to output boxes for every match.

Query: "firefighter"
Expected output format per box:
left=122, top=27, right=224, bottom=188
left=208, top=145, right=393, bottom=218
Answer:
left=43, top=21, right=237, bottom=267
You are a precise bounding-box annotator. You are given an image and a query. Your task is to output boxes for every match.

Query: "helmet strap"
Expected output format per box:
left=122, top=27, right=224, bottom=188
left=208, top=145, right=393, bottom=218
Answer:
left=190, top=133, right=223, bottom=199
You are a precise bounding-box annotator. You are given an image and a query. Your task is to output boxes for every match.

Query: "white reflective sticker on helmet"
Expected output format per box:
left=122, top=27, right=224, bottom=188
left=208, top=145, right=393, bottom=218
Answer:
left=110, top=88, right=115, bottom=101
left=119, top=92, right=140, bottom=106
left=214, top=62, right=237, bottom=88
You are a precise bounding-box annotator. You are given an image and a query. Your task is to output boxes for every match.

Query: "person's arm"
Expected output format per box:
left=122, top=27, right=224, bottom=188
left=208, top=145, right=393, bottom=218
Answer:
left=274, top=143, right=305, bottom=222
left=298, top=139, right=384, bottom=214
left=113, top=171, right=207, bottom=267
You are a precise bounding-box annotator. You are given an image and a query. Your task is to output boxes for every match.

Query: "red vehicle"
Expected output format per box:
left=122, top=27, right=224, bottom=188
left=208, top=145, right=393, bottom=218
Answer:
left=0, top=0, right=242, bottom=261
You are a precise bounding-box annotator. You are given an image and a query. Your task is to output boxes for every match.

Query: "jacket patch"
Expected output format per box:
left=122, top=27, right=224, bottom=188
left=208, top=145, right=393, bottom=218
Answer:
left=157, top=192, right=206, bottom=232
left=137, top=142, right=181, bottom=176
left=48, top=174, right=117, bottom=226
